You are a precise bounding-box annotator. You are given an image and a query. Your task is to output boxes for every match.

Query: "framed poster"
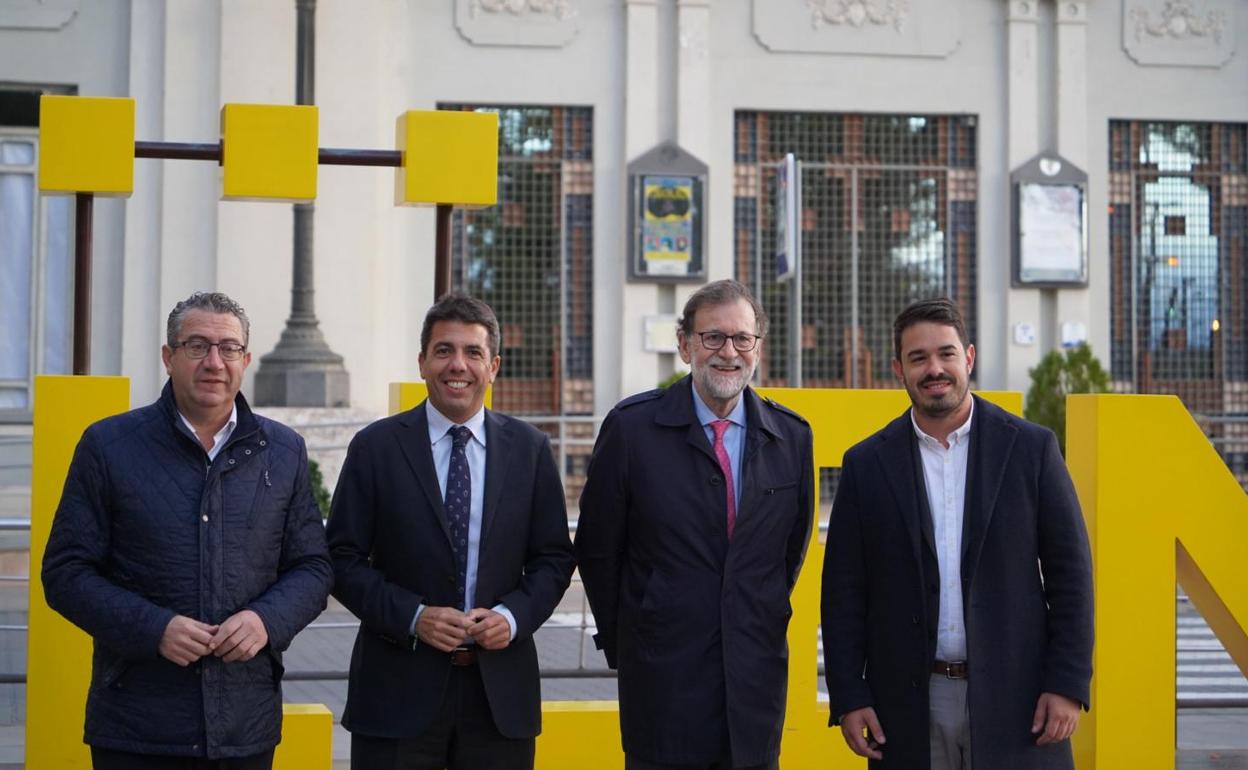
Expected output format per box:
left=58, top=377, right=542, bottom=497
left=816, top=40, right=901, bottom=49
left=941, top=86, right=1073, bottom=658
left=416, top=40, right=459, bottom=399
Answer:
left=628, top=143, right=708, bottom=283
left=1011, top=154, right=1088, bottom=287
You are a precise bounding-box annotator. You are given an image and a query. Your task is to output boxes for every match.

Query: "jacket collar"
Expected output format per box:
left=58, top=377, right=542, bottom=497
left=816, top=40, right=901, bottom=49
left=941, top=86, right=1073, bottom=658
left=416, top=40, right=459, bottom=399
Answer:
left=158, top=379, right=260, bottom=449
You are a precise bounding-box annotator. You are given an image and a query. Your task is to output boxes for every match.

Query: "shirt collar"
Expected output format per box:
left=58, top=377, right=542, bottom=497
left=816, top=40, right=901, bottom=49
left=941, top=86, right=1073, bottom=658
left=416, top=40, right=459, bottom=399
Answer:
left=910, top=396, right=974, bottom=447
left=691, top=383, right=747, bottom=429
left=178, top=403, right=237, bottom=447
left=426, top=401, right=487, bottom=447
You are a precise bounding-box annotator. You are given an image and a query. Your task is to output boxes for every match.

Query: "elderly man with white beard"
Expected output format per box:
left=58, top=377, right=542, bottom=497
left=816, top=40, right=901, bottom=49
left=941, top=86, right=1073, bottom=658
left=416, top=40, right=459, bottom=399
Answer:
left=576, top=279, right=815, bottom=770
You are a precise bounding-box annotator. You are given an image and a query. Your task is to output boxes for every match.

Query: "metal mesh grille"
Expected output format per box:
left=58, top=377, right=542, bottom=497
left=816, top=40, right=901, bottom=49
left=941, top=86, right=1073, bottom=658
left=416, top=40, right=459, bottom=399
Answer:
left=734, top=112, right=978, bottom=388
left=1109, top=120, right=1248, bottom=486
left=441, top=104, right=595, bottom=505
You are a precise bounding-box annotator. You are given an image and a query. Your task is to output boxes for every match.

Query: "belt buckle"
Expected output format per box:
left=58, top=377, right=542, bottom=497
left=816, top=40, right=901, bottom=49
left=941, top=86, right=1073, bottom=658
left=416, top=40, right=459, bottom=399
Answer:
left=450, top=646, right=476, bottom=667
left=943, top=660, right=966, bottom=679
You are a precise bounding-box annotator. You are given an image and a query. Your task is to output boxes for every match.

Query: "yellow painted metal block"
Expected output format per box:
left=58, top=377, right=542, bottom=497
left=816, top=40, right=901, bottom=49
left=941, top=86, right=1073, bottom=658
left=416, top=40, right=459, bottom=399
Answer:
left=27, top=374, right=130, bottom=768
left=1067, top=395, right=1248, bottom=770
left=394, top=110, right=498, bottom=207
left=38, top=95, right=135, bottom=196
left=274, top=704, right=332, bottom=770
left=389, top=381, right=491, bottom=415
left=221, top=103, right=318, bottom=202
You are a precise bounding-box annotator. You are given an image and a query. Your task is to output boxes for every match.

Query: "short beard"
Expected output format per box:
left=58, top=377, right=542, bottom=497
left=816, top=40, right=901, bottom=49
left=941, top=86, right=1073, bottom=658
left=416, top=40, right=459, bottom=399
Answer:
left=693, top=356, right=756, bottom=402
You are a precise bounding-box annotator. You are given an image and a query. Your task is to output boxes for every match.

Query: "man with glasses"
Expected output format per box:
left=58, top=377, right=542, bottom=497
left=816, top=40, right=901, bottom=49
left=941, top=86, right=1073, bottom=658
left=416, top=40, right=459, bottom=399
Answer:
left=577, top=279, right=815, bottom=770
left=43, top=291, right=333, bottom=769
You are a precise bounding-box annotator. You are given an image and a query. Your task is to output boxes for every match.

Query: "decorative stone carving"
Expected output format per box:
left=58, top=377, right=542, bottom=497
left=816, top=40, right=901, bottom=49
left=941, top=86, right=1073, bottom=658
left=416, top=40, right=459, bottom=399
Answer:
left=806, top=0, right=908, bottom=33
left=754, top=0, right=958, bottom=58
left=455, top=0, right=579, bottom=47
left=0, top=0, right=79, bottom=30
left=1122, top=0, right=1235, bottom=67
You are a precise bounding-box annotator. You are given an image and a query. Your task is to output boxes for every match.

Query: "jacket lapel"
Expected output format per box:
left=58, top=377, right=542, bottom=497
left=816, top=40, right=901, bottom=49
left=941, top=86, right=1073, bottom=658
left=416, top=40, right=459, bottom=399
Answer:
left=480, top=409, right=512, bottom=546
left=960, top=396, right=1017, bottom=581
left=736, top=388, right=778, bottom=524
left=655, top=377, right=719, bottom=467
left=877, top=411, right=936, bottom=568
left=396, top=403, right=453, bottom=545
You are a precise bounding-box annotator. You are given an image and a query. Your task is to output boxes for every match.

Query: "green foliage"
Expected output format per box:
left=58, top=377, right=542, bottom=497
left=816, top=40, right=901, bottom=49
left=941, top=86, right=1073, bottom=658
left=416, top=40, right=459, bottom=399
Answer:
left=308, top=458, right=332, bottom=520
left=1024, top=343, right=1111, bottom=455
left=658, top=370, right=688, bottom=389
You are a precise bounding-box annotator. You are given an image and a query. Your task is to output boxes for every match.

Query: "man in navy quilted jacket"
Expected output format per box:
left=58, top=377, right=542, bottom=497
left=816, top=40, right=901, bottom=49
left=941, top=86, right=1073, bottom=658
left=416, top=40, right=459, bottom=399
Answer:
left=42, top=291, right=333, bottom=770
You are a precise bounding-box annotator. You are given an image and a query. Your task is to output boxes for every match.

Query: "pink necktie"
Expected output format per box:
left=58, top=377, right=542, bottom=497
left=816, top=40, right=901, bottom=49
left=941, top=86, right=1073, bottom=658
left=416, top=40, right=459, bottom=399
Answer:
left=711, top=420, right=737, bottom=540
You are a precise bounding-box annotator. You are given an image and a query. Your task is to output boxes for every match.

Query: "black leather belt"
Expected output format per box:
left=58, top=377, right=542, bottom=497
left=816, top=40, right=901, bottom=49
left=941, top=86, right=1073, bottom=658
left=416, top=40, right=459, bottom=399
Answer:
left=932, top=660, right=968, bottom=679
left=450, top=647, right=477, bottom=667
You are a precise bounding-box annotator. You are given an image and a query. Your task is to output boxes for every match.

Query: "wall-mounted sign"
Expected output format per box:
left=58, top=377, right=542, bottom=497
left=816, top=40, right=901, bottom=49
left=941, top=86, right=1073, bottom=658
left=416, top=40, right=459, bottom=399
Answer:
left=628, top=143, right=707, bottom=283
left=775, top=152, right=799, bottom=282
left=1011, top=153, right=1088, bottom=287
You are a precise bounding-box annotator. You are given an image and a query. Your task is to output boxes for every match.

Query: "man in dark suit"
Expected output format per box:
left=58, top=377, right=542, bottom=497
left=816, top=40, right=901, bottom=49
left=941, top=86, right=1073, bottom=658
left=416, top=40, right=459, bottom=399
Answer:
left=577, top=279, right=815, bottom=770
left=821, top=297, right=1094, bottom=769
left=327, top=293, right=575, bottom=770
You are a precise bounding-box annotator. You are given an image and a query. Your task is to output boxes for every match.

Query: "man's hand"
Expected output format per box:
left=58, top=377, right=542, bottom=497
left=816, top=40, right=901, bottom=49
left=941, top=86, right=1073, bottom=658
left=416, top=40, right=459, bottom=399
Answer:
left=209, top=609, right=269, bottom=663
left=1032, top=692, right=1081, bottom=745
left=840, top=706, right=886, bottom=760
left=415, top=606, right=472, bottom=652
left=466, top=608, right=512, bottom=650
left=159, top=615, right=219, bottom=667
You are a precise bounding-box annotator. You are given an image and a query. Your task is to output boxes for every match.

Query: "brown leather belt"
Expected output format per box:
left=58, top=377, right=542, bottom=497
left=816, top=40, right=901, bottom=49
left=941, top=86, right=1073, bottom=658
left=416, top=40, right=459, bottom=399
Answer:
left=932, top=660, right=968, bottom=679
left=450, top=647, right=477, bottom=667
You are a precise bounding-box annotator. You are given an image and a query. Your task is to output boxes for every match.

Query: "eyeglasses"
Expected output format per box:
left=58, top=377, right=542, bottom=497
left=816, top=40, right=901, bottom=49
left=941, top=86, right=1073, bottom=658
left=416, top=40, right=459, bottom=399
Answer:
left=695, top=331, right=762, bottom=352
left=173, top=338, right=247, bottom=361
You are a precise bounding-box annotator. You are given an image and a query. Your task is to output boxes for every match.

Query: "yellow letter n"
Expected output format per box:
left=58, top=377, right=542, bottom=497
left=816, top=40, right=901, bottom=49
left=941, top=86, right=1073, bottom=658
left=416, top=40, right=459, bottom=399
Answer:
left=1067, top=395, right=1248, bottom=769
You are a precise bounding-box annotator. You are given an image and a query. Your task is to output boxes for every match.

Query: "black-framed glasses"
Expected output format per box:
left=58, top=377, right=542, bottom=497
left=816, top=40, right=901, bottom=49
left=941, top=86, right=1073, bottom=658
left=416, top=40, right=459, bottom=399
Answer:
left=172, top=338, right=247, bottom=361
left=695, top=331, right=762, bottom=352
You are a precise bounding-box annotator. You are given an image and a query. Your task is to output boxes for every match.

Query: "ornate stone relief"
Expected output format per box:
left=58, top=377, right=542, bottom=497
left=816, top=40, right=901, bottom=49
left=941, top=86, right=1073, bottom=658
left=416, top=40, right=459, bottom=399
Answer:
left=754, top=0, right=958, bottom=58
left=806, top=0, right=908, bottom=33
left=0, top=0, right=79, bottom=30
left=1122, top=0, right=1235, bottom=67
left=455, top=0, right=579, bottom=47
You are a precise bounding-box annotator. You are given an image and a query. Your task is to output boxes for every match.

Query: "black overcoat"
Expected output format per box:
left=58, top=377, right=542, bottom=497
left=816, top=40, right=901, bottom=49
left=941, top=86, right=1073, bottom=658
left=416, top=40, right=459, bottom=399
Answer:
left=326, top=403, right=575, bottom=740
left=576, top=377, right=815, bottom=766
left=821, top=395, right=1094, bottom=769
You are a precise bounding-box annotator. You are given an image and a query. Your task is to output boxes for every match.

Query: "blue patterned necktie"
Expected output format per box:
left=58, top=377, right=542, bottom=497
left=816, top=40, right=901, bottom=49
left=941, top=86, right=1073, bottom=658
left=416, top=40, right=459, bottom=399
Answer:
left=445, top=425, right=472, bottom=611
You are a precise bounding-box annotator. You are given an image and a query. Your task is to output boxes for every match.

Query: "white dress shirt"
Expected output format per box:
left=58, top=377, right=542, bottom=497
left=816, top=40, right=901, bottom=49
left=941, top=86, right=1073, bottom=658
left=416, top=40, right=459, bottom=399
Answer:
left=911, top=399, right=974, bottom=662
left=179, top=404, right=238, bottom=463
left=412, top=402, right=517, bottom=642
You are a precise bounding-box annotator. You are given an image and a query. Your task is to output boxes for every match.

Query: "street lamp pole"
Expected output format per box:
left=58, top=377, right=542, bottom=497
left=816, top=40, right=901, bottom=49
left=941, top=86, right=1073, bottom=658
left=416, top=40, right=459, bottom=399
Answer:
left=254, top=0, right=350, bottom=407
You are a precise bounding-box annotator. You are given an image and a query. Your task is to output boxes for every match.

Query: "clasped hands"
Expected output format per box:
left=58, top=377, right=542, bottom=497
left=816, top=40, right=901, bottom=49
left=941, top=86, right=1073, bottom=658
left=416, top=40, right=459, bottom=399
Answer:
left=840, top=692, right=1081, bottom=759
left=416, top=606, right=511, bottom=652
left=158, top=609, right=268, bottom=667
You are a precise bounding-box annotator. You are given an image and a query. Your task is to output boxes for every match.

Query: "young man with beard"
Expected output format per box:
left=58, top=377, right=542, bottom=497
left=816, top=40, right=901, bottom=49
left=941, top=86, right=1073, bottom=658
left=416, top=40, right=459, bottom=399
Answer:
left=577, top=279, right=815, bottom=770
left=821, top=298, right=1093, bottom=769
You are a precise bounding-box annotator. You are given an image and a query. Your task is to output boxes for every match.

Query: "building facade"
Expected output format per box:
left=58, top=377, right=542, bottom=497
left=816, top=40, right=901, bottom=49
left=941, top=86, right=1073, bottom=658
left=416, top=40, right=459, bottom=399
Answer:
left=1, top=0, right=1245, bottom=442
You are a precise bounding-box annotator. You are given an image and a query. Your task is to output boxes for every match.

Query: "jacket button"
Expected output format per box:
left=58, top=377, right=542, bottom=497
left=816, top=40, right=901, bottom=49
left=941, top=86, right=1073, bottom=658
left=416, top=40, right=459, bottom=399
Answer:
left=911, top=615, right=919, bottom=625
left=202, top=515, right=209, bottom=523
left=710, top=475, right=722, bottom=486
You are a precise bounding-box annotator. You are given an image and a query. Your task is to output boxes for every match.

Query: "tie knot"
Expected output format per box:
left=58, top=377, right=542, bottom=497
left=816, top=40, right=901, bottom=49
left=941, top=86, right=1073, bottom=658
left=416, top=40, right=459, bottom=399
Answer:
left=710, top=419, right=731, bottom=441
left=449, top=425, right=472, bottom=450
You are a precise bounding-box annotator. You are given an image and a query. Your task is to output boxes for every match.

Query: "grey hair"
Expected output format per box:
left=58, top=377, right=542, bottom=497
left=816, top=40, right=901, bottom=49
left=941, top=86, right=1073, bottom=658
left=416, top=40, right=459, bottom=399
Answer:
left=677, top=279, right=769, bottom=338
left=166, top=292, right=251, bottom=347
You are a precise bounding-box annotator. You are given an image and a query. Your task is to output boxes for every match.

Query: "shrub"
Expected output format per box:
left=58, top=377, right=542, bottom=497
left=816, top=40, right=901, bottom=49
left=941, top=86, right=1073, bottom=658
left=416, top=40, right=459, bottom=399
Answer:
left=1024, top=343, right=1111, bottom=455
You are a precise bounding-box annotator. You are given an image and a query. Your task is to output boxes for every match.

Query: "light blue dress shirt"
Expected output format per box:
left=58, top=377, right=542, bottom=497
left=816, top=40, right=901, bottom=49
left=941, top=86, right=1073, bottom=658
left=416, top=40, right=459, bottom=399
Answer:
left=691, top=386, right=746, bottom=508
left=411, top=402, right=517, bottom=642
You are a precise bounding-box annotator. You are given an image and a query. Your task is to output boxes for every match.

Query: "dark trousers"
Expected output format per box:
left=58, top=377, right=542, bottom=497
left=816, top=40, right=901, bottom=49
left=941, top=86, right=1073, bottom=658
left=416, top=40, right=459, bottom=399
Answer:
left=351, top=665, right=535, bottom=770
left=91, top=746, right=274, bottom=770
left=625, top=754, right=779, bottom=770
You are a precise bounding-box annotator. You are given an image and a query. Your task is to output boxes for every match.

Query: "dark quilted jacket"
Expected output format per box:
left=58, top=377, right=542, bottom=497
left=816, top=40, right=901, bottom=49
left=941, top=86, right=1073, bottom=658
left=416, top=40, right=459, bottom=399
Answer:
left=42, top=382, right=333, bottom=758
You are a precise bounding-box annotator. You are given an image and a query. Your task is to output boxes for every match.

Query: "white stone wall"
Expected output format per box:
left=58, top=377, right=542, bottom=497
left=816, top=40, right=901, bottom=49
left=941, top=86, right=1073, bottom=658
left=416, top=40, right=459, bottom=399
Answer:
left=1, top=0, right=1244, bottom=414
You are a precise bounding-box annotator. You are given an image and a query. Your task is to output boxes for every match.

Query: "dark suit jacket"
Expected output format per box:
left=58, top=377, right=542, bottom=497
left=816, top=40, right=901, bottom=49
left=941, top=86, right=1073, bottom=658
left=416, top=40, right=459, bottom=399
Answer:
left=576, top=377, right=815, bottom=766
left=326, top=402, right=575, bottom=740
left=821, top=395, right=1093, bottom=770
